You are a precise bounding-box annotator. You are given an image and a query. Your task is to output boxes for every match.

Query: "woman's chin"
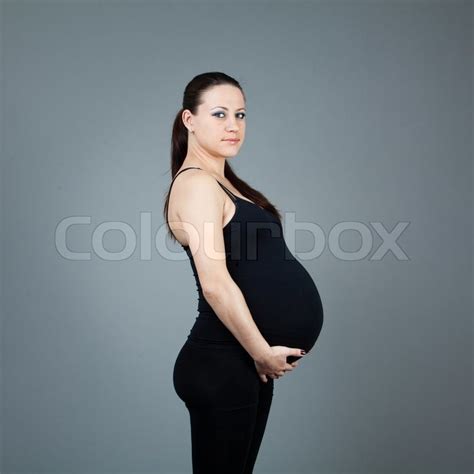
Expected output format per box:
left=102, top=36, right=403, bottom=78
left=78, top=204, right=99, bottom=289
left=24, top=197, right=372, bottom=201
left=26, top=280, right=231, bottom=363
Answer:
left=224, top=148, right=241, bottom=158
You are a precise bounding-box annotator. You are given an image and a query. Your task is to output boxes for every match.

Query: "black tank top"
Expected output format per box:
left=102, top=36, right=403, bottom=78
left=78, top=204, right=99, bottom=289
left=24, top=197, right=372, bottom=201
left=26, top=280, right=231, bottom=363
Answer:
left=167, top=167, right=324, bottom=353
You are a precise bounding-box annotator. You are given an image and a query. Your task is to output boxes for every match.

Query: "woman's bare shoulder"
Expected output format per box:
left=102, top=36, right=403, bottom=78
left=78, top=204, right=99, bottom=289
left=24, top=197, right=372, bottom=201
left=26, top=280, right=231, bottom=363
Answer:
left=170, top=167, right=219, bottom=202
left=168, top=169, right=224, bottom=222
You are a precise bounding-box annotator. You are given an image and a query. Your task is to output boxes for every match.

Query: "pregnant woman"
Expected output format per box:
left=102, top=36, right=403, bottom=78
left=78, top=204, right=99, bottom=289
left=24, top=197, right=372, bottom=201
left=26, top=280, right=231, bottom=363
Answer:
left=164, top=72, right=324, bottom=473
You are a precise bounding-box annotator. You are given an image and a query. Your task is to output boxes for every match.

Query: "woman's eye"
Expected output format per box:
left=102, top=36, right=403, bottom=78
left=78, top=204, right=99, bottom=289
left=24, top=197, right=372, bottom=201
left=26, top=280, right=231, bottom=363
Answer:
left=213, top=112, right=246, bottom=119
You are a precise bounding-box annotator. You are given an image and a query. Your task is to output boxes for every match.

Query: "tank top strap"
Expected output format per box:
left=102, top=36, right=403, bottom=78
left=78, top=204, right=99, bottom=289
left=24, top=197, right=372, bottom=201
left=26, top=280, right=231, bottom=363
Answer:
left=170, top=167, right=236, bottom=199
left=168, top=167, right=203, bottom=195
left=171, top=166, right=203, bottom=183
left=215, top=180, right=238, bottom=202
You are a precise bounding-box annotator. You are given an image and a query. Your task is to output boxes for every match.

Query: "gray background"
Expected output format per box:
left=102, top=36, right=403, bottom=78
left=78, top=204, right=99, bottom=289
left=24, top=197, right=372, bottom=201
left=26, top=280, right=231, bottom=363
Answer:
left=1, top=1, right=472, bottom=473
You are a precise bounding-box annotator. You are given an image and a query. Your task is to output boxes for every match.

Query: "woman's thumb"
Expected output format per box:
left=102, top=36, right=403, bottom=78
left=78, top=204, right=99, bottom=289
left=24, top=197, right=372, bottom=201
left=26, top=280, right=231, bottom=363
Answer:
left=293, top=348, right=306, bottom=357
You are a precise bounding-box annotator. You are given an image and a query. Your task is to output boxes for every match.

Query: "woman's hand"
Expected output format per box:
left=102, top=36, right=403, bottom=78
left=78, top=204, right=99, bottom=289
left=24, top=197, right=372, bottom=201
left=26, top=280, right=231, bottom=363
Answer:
left=253, top=346, right=306, bottom=382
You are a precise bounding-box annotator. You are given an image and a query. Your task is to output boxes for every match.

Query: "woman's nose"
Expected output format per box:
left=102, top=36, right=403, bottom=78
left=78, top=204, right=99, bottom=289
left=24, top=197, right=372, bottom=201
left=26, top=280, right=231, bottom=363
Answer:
left=226, top=122, right=239, bottom=132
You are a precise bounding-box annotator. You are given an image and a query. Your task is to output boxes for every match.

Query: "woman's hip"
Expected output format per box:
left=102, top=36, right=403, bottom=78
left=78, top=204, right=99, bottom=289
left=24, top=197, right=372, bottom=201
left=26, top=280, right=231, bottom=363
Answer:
left=172, top=338, right=262, bottom=410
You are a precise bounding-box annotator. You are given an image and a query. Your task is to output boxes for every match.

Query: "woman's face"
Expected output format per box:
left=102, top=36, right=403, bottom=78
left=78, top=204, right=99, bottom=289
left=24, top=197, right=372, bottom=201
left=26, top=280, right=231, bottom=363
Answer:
left=186, top=84, right=246, bottom=159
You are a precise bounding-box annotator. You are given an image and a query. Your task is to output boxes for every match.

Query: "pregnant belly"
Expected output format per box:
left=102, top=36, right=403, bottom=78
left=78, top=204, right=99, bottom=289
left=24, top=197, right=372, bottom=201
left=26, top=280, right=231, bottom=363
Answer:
left=234, top=262, right=324, bottom=353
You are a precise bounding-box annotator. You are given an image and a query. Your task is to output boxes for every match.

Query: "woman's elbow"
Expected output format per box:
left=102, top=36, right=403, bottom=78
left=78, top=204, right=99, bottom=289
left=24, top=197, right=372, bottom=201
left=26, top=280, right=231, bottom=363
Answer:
left=201, top=276, right=232, bottom=300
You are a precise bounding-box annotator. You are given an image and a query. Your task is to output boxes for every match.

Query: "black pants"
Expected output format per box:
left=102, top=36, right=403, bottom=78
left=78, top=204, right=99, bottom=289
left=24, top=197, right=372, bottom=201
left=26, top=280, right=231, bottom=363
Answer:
left=173, top=337, right=274, bottom=473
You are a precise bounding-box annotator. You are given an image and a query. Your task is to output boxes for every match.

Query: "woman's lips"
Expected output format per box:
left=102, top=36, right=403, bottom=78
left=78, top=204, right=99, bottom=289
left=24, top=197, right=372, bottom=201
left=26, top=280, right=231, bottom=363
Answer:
left=223, top=139, right=240, bottom=144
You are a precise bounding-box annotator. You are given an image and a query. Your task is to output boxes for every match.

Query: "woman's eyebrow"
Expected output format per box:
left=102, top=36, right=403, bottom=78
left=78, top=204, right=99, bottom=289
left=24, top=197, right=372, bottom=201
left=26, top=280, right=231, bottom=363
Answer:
left=210, top=106, right=246, bottom=111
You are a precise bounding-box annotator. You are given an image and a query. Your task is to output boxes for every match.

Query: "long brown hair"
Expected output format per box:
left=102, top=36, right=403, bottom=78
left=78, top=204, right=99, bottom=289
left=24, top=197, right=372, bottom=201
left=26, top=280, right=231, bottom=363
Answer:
left=163, top=71, right=282, bottom=244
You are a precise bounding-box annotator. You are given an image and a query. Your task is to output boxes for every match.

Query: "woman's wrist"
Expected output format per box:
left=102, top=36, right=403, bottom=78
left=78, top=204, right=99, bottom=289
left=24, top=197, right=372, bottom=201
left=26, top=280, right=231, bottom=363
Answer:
left=251, top=344, right=272, bottom=364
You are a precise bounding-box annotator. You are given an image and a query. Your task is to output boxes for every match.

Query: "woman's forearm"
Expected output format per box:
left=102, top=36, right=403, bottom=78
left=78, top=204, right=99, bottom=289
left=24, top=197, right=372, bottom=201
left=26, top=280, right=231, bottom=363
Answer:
left=202, top=279, right=272, bottom=363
